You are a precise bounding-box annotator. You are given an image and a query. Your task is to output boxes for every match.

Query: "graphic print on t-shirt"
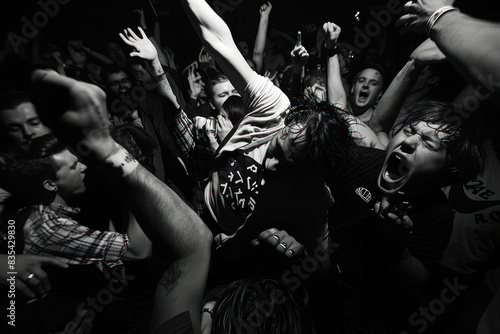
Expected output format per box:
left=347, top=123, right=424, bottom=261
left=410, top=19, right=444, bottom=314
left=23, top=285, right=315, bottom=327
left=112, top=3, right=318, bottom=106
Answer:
left=218, top=153, right=265, bottom=220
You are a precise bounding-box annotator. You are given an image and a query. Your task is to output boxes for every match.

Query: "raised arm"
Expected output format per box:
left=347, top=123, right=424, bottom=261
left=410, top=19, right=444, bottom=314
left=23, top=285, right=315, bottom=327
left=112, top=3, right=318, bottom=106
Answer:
left=252, top=1, right=272, bottom=73
left=398, top=0, right=500, bottom=97
left=119, top=27, right=181, bottom=109
left=323, top=22, right=347, bottom=107
left=31, top=69, right=211, bottom=333
left=367, top=38, right=446, bottom=134
left=179, top=0, right=255, bottom=94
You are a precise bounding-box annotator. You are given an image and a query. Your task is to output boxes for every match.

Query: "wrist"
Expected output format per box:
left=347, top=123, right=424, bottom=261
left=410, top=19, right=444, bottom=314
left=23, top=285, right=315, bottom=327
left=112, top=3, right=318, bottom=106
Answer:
left=426, top=6, right=460, bottom=38
left=292, top=64, right=303, bottom=74
left=324, top=45, right=341, bottom=58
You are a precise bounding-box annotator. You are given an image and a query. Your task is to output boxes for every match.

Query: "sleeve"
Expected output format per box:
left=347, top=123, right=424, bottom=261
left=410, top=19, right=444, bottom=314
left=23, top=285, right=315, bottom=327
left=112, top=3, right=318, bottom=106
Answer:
left=28, top=214, right=129, bottom=265
left=219, top=73, right=291, bottom=154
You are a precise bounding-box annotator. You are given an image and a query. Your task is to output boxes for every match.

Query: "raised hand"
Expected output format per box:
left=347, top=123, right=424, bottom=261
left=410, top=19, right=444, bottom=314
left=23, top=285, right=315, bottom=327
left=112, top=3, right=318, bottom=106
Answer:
left=396, top=0, right=456, bottom=34
left=133, top=8, right=148, bottom=29
left=322, top=22, right=341, bottom=50
left=290, top=31, right=309, bottom=69
left=259, top=1, right=272, bottom=18
left=187, top=65, right=203, bottom=100
left=410, top=38, right=446, bottom=66
left=119, top=27, right=157, bottom=62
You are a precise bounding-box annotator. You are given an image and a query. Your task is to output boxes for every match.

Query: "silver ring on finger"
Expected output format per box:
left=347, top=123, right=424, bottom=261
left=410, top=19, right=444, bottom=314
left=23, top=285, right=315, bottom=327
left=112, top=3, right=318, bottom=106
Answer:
left=26, top=273, right=35, bottom=281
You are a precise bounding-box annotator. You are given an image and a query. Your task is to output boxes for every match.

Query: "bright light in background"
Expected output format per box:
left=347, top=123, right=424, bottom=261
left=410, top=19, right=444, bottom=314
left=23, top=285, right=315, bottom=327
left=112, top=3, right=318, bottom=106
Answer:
left=355, top=11, right=360, bottom=21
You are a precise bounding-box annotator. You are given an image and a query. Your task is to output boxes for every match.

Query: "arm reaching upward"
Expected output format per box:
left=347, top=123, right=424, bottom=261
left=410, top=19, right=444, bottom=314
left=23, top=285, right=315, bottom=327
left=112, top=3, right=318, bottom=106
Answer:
left=252, top=2, right=272, bottom=73
left=368, top=38, right=446, bottom=134
left=323, top=22, right=347, bottom=107
left=397, top=0, right=500, bottom=98
left=179, top=0, right=256, bottom=94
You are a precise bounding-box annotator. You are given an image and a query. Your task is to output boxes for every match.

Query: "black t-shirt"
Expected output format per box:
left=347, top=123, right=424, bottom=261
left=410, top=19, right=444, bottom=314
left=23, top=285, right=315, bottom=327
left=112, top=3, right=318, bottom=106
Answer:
left=328, top=147, right=454, bottom=288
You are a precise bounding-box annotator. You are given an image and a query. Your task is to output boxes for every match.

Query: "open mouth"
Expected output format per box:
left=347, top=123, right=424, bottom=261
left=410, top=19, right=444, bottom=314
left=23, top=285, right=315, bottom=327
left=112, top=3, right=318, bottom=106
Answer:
left=378, top=152, right=411, bottom=194
left=358, top=90, right=369, bottom=102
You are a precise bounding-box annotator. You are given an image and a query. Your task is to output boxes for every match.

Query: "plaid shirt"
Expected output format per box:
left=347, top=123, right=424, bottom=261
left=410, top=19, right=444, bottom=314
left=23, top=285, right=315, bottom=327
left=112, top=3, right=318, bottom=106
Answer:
left=164, top=106, right=215, bottom=215
left=20, top=203, right=128, bottom=267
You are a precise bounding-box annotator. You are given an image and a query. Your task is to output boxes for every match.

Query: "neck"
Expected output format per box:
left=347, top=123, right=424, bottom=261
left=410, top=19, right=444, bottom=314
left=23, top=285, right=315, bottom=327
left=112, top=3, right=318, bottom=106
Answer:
left=51, top=194, right=68, bottom=207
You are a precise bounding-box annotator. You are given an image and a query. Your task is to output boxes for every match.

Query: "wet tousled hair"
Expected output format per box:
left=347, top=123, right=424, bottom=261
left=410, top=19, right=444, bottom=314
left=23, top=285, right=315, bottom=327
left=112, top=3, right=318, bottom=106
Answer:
left=0, top=91, right=32, bottom=113
left=209, top=275, right=316, bottom=334
left=1, top=134, right=66, bottom=205
left=283, top=102, right=361, bottom=180
left=222, top=95, right=245, bottom=125
left=393, top=99, right=485, bottom=185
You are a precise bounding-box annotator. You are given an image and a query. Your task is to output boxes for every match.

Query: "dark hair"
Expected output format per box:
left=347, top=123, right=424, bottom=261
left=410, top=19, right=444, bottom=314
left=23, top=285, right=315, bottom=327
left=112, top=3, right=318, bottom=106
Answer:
left=209, top=275, right=316, bottom=334
left=110, top=123, right=157, bottom=174
left=222, top=95, right=245, bottom=125
left=393, top=99, right=485, bottom=185
left=0, top=91, right=32, bottom=112
left=205, top=73, right=230, bottom=101
left=284, top=102, right=361, bottom=180
left=1, top=134, right=66, bottom=205
left=100, top=63, right=127, bottom=83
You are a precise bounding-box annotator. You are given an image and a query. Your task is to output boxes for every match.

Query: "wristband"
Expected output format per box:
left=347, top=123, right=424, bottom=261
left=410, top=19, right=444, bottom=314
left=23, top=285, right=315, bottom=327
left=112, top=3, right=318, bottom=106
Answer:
left=426, top=6, right=459, bottom=36
left=104, top=145, right=139, bottom=176
left=325, top=46, right=341, bottom=58
left=152, top=72, right=165, bottom=82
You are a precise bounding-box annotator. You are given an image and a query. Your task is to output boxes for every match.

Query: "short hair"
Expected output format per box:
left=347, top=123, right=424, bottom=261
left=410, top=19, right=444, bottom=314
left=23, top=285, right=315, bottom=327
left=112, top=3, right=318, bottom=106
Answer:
left=353, top=63, right=385, bottom=88
left=1, top=134, right=66, bottom=205
left=110, top=123, right=158, bottom=174
left=393, top=99, right=485, bottom=185
left=284, top=102, right=361, bottom=180
left=205, top=73, right=230, bottom=100
left=100, top=63, right=127, bottom=83
left=209, top=275, right=316, bottom=334
left=0, top=91, right=32, bottom=113
left=222, top=95, right=245, bottom=125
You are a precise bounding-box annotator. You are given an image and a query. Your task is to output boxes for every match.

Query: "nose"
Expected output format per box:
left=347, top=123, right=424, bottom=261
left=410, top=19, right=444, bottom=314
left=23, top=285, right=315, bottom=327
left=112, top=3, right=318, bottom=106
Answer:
left=79, top=162, right=87, bottom=173
left=400, top=134, right=419, bottom=154
left=22, top=125, right=35, bottom=140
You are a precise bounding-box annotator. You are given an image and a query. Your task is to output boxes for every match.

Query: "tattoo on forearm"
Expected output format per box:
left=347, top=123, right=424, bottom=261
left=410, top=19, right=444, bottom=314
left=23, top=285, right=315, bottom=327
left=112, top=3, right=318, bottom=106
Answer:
left=158, top=262, right=183, bottom=295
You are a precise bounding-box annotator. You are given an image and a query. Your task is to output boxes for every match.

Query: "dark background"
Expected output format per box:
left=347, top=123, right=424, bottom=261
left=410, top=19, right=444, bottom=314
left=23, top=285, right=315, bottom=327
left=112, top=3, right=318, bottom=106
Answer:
left=0, top=0, right=498, bottom=91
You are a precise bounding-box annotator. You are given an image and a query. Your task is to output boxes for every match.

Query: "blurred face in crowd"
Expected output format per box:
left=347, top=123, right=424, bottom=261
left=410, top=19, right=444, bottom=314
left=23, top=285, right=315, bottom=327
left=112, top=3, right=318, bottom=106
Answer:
left=237, top=41, right=250, bottom=58
left=0, top=102, right=50, bottom=149
left=378, top=121, right=449, bottom=195
left=105, top=70, right=132, bottom=97
left=350, top=68, right=383, bottom=115
left=51, top=149, right=87, bottom=200
left=85, top=62, right=103, bottom=83
left=129, top=62, right=153, bottom=85
left=106, top=42, right=127, bottom=67
left=210, top=79, right=240, bottom=114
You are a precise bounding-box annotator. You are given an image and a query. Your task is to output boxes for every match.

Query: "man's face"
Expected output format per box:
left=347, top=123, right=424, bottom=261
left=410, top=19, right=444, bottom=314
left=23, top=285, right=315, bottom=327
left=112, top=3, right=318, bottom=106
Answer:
left=51, top=149, right=87, bottom=200
left=351, top=68, right=383, bottom=114
left=210, top=80, right=239, bottom=113
left=378, top=121, right=449, bottom=194
left=0, top=102, right=50, bottom=148
left=105, top=71, right=132, bottom=97
left=265, top=123, right=308, bottom=172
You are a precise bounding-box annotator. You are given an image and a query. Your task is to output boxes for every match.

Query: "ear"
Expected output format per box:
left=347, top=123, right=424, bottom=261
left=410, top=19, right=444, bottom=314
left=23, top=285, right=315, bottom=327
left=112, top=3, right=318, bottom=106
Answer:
left=42, top=180, right=58, bottom=192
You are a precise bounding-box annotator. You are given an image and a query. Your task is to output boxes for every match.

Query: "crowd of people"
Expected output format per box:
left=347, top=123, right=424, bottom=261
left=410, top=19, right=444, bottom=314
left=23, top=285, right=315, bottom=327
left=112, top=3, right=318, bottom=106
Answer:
left=0, top=0, right=499, bottom=333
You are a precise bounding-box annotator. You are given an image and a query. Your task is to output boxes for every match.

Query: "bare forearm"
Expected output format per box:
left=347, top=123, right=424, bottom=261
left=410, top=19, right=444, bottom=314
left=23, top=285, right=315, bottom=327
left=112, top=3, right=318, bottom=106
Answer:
left=326, top=54, right=347, bottom=107
left=368, top=59, right=422, bottom=134
left=148, top=58, right=181, bottom=108
left=253, top=16, right=269, bottom=73
left=179, top=0, right=251, bottom=93
left=431, top=12, right=500, bottom=95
